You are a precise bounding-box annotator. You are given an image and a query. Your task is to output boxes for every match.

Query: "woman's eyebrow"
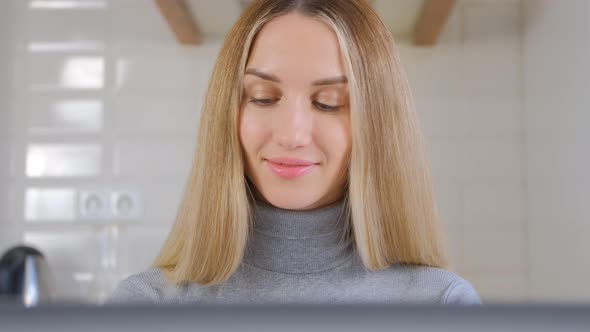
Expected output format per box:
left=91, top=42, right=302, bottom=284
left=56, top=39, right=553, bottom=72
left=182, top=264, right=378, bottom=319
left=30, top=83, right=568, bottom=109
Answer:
left=245, top=68, right=280, bottom=82
left=244, top=68, right=347, bottom=86
left=311, top=76, right=347, bottom=86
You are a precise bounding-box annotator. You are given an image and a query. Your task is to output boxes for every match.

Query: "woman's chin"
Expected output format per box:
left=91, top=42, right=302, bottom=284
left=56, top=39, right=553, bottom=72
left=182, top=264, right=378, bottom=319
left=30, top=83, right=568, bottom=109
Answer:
left=264, top=194, right=340, bottom=211
left=258, top=190, right=324, bottom=211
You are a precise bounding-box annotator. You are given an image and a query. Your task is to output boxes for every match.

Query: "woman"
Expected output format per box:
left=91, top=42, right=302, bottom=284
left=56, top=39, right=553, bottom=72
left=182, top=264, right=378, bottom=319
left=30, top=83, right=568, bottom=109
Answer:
left=108, top=0, right=481, bottom=305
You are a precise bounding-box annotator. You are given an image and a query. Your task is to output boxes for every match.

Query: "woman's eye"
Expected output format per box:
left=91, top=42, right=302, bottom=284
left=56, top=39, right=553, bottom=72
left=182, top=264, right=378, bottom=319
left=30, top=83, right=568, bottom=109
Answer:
left=250, top=98, right=276, bottom=106
left=313, top=101, right=341, bottom=112
left=249, top=98, right=340, bottom=111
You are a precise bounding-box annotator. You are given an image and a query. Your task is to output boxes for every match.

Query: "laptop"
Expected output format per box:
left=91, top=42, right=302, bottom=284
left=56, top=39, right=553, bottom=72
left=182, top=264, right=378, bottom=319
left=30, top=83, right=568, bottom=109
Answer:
left=0, top=302, right=589, bottom=332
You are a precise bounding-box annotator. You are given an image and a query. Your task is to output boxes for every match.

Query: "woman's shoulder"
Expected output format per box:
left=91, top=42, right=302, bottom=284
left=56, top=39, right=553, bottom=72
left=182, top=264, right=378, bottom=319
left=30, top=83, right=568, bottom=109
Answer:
left=105, top=267, right=170, bottom=304
left=378, top=264, right=483, bottom=305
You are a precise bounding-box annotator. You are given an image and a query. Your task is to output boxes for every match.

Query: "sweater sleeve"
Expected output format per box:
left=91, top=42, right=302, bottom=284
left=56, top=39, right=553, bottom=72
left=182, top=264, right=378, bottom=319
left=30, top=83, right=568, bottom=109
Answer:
left=442, top=278, right=483, bottom=305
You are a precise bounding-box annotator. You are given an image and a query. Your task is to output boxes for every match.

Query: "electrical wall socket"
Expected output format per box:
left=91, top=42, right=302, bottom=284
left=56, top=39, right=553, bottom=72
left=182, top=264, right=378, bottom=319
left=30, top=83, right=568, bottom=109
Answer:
left=110, top=191, right=142, bottom=220
left=78, top=188, right=143, bottom=222
left=79, top=190, right=109, bottom=220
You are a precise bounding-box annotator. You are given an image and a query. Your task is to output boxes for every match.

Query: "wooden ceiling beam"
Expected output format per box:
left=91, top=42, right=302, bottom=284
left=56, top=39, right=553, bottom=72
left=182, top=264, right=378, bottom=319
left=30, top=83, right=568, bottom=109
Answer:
left=413, top=0, right=456, bottom=46
left=154, top=0, right=201, bottom=45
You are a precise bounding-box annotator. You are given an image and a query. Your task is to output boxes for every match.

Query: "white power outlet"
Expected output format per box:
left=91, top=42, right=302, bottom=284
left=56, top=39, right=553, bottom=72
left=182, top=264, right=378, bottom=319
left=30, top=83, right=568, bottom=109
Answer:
left=110, top=190, right=142, bottom=220
left=78, top=189, right=143, bottom=222
left=79, top=190, right=109, bottom=220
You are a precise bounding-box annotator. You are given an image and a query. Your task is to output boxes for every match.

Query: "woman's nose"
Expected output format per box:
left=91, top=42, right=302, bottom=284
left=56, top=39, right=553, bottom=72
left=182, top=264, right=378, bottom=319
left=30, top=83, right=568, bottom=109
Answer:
left=273, top=99, right=312, bottom=150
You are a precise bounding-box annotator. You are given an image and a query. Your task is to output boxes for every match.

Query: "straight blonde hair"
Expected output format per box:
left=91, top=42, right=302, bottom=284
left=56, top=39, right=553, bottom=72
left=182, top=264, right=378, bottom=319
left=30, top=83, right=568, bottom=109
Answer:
left=154, top=0, right=449, bottom=286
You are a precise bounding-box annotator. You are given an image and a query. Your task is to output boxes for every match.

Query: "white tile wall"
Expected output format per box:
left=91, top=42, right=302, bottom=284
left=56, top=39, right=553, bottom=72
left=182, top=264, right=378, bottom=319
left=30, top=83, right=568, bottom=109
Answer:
left=416, top=97, right=522, bottom=140
left=461, top=230, right=528, bottom=272
left=527, top=179, right=590, bottom=227
left=111, top=96, right=199, bottom=134
left=123, top=181, right=185, bottom=227
left=24, top=54, right=106, bottom=91
left=24, top=187, right=77, bottom=221
left=0, top=0, right=216, bottom=303
left=523, top=0, right=590, bottom=301
left=463, top=180, right=525, bottom=229
left=0, top=0, right=530, bottom=303
left=461, top=271, right=529, bottom=302
left=116, top=225, right=170, bottom=276
left=113, top=53, right=202, bottom=95
left=433, top=177, right=464, bottom=228
left=0, top=134, right=10, bottom=179
left=462, top=2, right=521, bottom=98
left=23, top=3, right=107, bottom=41
left=403, top=0, right=528, bottom=301
left=25, top=97, right=104, bottom=134
left=527, top=139, right=590, bottom=178
left=113, top=138, right=194, bottom=178
left=426, top=138, right=522, bottom=178
left=0, top=0, right=17, bottom=255
left=26, top=143, right=103, bottom=178
left=107, top=0, right=174, bottom=43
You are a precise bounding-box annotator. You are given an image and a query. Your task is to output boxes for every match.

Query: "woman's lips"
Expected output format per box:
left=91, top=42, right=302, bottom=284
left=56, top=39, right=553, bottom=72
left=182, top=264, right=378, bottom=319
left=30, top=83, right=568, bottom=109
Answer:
left=265, top=158, right=318, bottom=179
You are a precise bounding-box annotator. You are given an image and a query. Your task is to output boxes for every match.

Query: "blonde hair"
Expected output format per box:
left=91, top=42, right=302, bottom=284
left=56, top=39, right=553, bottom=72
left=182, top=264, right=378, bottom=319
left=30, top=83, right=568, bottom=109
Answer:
left=154, top=0, right=449, bottom=286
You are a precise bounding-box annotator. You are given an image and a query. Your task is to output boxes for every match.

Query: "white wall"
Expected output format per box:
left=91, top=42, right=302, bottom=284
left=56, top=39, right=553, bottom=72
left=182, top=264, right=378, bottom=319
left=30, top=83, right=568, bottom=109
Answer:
left=0, top=0, right=16, bottom=255
left=2, top=0, right=220, bottom=302
left=523, top=0, right=590, bottom=301
left=402, top=0, right=527, bottom=302
left=0, top=0, right=527, bottom=303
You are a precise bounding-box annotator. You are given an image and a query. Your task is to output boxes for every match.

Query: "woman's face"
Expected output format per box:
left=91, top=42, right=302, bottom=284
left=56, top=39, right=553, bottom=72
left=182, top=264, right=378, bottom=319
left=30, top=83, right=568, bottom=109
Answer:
left=239, top=13, right=352, bottom=211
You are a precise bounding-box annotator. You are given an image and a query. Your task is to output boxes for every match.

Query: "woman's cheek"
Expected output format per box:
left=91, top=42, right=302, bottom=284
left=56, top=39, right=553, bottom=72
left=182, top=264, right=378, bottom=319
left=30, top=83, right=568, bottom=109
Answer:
left=239, top=109, right=266, bottom=158
left=319, top=116, right=351, bottom=163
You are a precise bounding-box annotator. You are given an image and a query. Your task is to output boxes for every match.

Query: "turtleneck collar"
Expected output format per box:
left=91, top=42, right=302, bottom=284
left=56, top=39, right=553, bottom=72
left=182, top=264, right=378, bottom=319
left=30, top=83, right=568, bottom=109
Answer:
left=242, top=198, right=354, bottom=274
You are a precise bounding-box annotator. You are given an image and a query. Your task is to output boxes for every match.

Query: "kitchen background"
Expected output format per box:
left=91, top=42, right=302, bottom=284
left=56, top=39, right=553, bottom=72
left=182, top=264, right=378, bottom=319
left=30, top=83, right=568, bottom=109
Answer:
left=0, top=0, right=588, bottom=304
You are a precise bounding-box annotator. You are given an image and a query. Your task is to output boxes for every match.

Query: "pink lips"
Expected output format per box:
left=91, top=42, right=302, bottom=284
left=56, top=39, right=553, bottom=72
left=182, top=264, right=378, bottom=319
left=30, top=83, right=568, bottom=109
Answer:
left=265, top=157, right=318, bottom=179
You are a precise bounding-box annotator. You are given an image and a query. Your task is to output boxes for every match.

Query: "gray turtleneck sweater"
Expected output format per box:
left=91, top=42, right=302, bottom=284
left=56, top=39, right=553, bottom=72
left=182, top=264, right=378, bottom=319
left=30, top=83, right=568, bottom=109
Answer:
left=106, top=199, right=482, bottom=305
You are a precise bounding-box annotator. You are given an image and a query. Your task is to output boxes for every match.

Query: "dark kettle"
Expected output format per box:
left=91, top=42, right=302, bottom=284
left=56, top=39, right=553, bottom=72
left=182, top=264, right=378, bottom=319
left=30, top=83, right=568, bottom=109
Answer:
left=0, top=245, right=54, bottom=306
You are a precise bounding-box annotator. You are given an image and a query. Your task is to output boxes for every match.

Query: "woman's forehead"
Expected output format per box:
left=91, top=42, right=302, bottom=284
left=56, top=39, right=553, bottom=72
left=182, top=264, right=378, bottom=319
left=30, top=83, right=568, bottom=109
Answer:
left=245, top=13, right=346, bottom=84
